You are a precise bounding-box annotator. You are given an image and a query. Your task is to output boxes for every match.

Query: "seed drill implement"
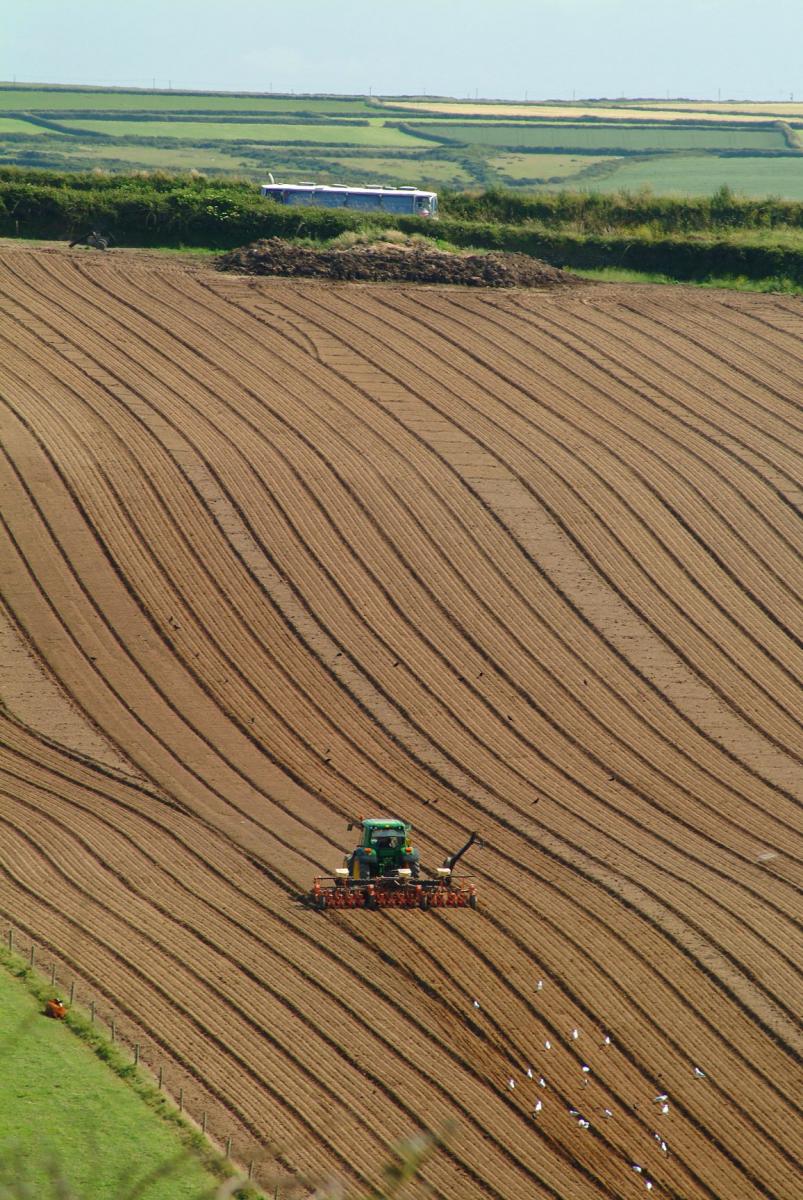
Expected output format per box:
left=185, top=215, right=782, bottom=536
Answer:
left=308, top=818, right=482, bottom=911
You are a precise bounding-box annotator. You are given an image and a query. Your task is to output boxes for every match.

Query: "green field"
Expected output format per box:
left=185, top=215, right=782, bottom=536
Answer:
left=490, top=152, right=613, bottom=180
left=1, top=85, right=802, bottom=198
left=582, top=154, right=803, bottom=198
left=415, top=121, right=788, bottom=151
left=62, top=118, right=432, bottom=146
left=0, top=965, right=219, bottom=1199
left=0, top=87, right=377, bottom=114
left=0, top=117, right=48, bottom=135
left=327, top=155, right=473, bottom=185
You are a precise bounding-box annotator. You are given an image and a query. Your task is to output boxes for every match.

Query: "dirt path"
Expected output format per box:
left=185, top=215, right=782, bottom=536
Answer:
left=1, top=245, right=801, bottom=1199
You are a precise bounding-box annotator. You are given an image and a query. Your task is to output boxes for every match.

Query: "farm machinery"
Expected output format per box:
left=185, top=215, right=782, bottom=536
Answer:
left=308, top=818, right=482, bottom=911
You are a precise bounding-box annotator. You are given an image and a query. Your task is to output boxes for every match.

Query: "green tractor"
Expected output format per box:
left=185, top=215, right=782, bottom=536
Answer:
left=345, top=817, right=420, bottom=881
left=307, top=819, right=481, bottom=910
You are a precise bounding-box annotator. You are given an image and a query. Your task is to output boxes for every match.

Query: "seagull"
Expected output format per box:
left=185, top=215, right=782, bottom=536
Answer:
left=570, top=1028, right=580, bottom=1040
left=603, top=1108, right=613, bottom=1119
left=526, top=1067, right=533, bottom=1079
left=660, top=1103, right=670, bottom=1115
left=534, top=1099, right=543, bottom=1113
left=632, top=1164, right=643, bottom=1173
left=645, top=1182, right=653, bottom=1193
left=536, top=980, right=544, bottom=991
left=538, top=1076, right=547, bottom=1088
left=581, top=1065, right=591, bottom=1074
left=659, top=1141, right=668, bottom=1155
left=693, top=1066, right=706, bottom=1078
left=473, top=1000, right=481, bottom=1009
left=602, top=1035, right=612, bottom=1046
left=578, top=1118, right=590, bottom=1129
left=544, top=1039, right=552, bottom=1050
left=568, top=1108, right=580, bottom=1117
left=653, top=1093, right=669, bottom=1103
left=508, top=1078, right=516, bottom=1090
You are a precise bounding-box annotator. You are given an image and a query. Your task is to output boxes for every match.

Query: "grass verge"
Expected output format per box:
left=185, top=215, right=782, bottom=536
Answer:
left=0, top=946, right=257, bottom=1199
left=572, top=265, right=803, bottom=293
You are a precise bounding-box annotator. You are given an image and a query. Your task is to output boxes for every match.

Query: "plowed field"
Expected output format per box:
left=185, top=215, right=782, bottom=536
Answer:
left=1, top=244, right=801, bottom=1200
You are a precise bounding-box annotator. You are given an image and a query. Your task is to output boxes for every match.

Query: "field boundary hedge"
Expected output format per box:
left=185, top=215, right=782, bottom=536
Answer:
left=1, top=175, right=801, bottom=282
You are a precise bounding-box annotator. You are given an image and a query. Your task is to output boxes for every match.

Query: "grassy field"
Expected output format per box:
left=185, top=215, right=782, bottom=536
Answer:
left=330, top=155, right=473, bottom=185
left=490, top=152, right=613, bottom=179
left=62, top=118, right=433, bottom=146
left=0, top=85, right=802, bottom=197
left=582, top=155, right=803, bottom=198
left=415, top=121, right=788, bottom=150
left=0, top=117, right=48, bottom=134
left=0, top=87, right=377, bottom=114
left=0, top=964, right=220, bottom=1200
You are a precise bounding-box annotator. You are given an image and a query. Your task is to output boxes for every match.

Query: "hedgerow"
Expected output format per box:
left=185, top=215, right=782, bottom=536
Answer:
left=1, top=172, right=801, bottom=281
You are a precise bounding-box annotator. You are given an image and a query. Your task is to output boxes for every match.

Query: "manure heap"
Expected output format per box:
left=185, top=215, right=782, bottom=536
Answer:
left=217, top=237, right=576, bottom=287
left=1, top=244, right=801, bottom=1200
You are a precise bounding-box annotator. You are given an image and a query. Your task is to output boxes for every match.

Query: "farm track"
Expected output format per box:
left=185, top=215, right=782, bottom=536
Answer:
left=0, top=246, right=800, bottom=1199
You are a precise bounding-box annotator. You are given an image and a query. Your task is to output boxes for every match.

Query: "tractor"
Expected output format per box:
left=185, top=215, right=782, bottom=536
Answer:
left=345, top=817, right=420, bottom=880
left=308, top=818, right=481, bottom=911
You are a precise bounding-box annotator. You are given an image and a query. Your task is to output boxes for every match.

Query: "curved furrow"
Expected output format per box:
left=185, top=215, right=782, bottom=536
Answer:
left=358, top=287, right=803, bottom=726
left=34, top=258, right=801, bottom=1008
left=208, top=278, right=803, bottom=839
left=625, top=297, right=803, bottom=425
left=475, top=292, right=803, bottom=600
left=1, top=738, right=793, bottom=1200
left=2, top=250, right=800, bottom=1199
left=556, top=297, right=803, bottom=503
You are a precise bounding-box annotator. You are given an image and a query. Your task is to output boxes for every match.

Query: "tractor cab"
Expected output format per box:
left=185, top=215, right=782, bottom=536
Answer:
left=346, top=818, right=420, bottom=880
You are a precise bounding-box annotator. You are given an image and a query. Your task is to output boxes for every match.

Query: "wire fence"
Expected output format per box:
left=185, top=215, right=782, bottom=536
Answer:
left=4, top=927, right=263, bottom=1187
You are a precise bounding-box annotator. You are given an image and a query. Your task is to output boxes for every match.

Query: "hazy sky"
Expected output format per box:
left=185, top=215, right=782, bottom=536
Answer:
left=5, top=1, right=802, bottom=101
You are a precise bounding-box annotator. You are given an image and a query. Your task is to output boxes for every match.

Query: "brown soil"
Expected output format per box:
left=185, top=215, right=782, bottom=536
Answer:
left=217, top=237, right=578, bottom=287
left=1, top=242, right=801, bottom=1199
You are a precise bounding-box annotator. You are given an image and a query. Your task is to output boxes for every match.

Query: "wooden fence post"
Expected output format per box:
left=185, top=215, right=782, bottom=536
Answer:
left=29, top=945, right=35, bottom=968
left=69, top=982, right=75, bottom=1005
left=51, top=963, right=56, bottom=986
left=158, top=1066, right=163, bottom=1089
left=201, top=1111, right=207, bottom=1133
left=110, top=1020, right=116, bottom=1042
left=178, top=1087, right=183, bottom=1111
left=90, top=1001, right=95, bottom=1024
left=225, top=1136, right=232, bottom=1159
left=7, top=929, right=12, bottom=952
left=248, top=1160, right=254, bottom=1180
left=134, top=1043, right=140, bottom=1066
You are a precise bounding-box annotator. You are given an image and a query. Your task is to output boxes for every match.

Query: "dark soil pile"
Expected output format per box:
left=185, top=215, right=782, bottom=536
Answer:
left=216, top=238, right=577, bottom=287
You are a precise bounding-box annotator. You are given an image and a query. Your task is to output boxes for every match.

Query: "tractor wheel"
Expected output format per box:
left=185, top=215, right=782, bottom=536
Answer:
left=419, top=894, right=429, bottom=911
left=469, top=894, right=478, bottom=910
left=315, top=894, right=327, bottom=911
left=364, top=894, right=379, bottom=911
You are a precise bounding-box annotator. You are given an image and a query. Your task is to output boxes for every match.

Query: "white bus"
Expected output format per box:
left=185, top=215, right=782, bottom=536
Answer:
left=260, top=182, right=438, bottom=218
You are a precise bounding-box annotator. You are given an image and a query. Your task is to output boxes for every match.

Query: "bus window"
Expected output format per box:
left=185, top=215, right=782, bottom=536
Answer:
left=382, top=193, right=415, bottom=214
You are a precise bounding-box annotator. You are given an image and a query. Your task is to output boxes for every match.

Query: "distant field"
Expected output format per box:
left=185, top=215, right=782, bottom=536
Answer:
left=0, top=117, right=47, bottom=134
left=582, top=154, right=803, bottom=198
left=63, top=118, right=432, bottom=146
left=0, top=966, right=217, bottom=1199
left=490, top=152, right=613, bottom=179
left=1, top=86, right=801, bottom=198
left=0, top=87, right=376, bottom=114
left=327, top=155, right=473, bottom=185
left=381, top=99, right=799, bottom=123
left=417, top=121, right=788, bottom=150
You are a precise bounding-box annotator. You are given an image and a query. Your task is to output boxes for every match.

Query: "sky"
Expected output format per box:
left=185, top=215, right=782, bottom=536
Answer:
left=5, top=1, right=802, bottom=101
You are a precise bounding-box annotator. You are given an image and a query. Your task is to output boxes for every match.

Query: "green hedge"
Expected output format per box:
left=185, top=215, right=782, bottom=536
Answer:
left=2, top=174, right=802, bottom=281
left=441, top=184, right=803, bottom=230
